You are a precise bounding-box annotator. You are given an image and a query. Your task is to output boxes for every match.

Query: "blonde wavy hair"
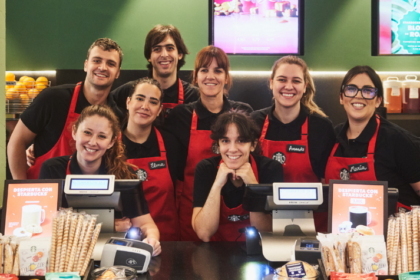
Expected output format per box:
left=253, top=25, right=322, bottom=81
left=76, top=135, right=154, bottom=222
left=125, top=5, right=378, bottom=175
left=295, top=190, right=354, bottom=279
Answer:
left=271, top=56, right=327, bottom=117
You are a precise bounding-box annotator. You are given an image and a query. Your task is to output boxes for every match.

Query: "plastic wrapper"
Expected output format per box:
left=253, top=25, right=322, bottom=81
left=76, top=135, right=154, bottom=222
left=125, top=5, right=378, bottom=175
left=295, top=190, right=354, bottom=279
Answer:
left=74, top=218, right=89, bottom=271
left=19, top=238, right=50, bottom=276
left=77, top=215, right=97, bottom=273
left=317, top=234, right=339, bottom=276
left=386, top=216, right=394, bottom=266
left=400, top=211, right=409, bottom=273
left=64, top=214, right=77, bottom=270
left=406, top=212, right=413, bottom=272
left=67, top=214, right=84, bottom=272
left=11, top=244, right=18, bottom=276
left=390, top=216, right=400, bottom=275
left=352, top=235, right=387, bottom=275
left=59, top=210, right=72, bottom=272
left=80, top=223, right=102, bottom=276
left=54, top=211, right=65, bottom=272
left=45, top=272, right=80, bottom=280
left=274, top=261, right=319, bottom=279
left=399, top=270, right=420, bottom=280
left=4, top=240, right=13, bottom=274
left=49, top=215, right=58, bottom=273
left=0, top=274, right=18, bottom=280
left=411, top=206, right=420, bottom=271
left=91, top=266, right=136, bottom=280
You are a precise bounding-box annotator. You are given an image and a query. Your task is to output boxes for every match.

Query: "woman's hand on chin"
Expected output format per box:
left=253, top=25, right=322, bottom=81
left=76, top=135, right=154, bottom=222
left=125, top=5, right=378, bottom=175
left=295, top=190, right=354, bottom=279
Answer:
left=233, top=163, right=258, bottom=185
left=143, top=237, right=161, bottom=256
left=214, top=162, right=235, bottom=188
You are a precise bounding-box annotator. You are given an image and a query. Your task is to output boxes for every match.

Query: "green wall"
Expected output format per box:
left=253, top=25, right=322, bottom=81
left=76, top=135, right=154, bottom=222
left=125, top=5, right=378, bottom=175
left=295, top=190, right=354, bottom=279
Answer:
left=6, top=0, right=420, bottom=72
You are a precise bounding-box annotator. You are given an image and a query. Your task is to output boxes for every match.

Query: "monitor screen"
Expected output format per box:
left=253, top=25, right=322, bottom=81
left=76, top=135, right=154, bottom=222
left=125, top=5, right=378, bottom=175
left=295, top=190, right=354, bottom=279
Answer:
left=210, top=0, right=303, bottom=55
left=278, top=188, right=318, bottom=200
left=1, top=180, right=62, bottom=239
left=328, top=181, right=388, bottom=235
left=70, top=178, right=110, bottom=190
left=375, top=0, right=420, bottom=55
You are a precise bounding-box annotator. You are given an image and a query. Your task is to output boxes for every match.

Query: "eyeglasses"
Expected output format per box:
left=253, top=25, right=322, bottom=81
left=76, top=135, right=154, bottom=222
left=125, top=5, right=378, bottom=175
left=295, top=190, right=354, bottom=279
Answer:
left=342, top=85, right=378, bottom=100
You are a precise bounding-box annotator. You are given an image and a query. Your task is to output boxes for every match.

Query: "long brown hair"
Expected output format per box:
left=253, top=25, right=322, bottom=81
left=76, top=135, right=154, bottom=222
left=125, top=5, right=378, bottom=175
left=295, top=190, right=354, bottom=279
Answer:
left=73, top=105, right=137, bottom=179
left=271, top=56, right=327, bottom=117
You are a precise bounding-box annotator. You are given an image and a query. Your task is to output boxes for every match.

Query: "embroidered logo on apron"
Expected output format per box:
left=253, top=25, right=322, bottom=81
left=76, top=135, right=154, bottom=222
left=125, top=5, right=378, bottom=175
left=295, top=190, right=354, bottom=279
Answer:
left=136, top=169, right=148, bottom=182
left=348, top=162, right=369, bottom=173
left=287, top=144, right=306, bottom=153
left=227, top=214, right=250, bottom=222
left=272, top=152, right=286, bottom=164
left=340, top=168, right=350, bottom=180
left=149, top=160, right=166, bottom=170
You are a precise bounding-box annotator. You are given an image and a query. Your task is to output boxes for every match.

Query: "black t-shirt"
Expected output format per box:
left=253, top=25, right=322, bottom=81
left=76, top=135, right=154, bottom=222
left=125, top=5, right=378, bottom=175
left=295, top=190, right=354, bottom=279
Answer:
left=111, top=77, right=200, bottom=116
left=38, top=152, right=150, bottom=218
left=193, top=155, right=283, bottom=210
left=164, top=96, right=254, bottom=180
left=334, top=114, right=420, bottom=206
left=251, top=104, right=336, bottom=179
left=20, top=82, right=124, bottom=158
left=121, top=125, right=182, bottom=186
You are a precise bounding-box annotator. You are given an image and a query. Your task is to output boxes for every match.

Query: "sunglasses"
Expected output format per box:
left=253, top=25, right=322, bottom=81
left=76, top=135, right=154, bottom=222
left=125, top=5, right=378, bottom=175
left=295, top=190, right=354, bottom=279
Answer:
left=342, top=85, right=378, bottom=100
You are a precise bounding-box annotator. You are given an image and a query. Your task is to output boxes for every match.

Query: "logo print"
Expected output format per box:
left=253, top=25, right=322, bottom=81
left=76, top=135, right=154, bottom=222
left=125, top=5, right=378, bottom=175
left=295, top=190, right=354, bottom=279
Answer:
left=126, top=258, right=137, bottom=266
left=136, top=169, right=148, bottom=182
left=340, top=168, right=350, bottom=180
left=273, top=152, right=286, bottom=164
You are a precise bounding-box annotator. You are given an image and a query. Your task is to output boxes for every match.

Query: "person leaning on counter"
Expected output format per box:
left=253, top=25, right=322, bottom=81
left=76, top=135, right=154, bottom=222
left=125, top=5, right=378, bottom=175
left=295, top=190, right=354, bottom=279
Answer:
left=251, top=56, right=336, bottom=232
left=38, top=104, right=162, bottom=256
left=325, top=65, right=420, bottom=210
left=111, top=24, right=199, bottom=118
left=164, top=45, right=253, bottom=241
left=192, top=111, right=283, bottom=242
left=121, top=77, right=180, bottom=241
left=7, top=38, right=124, bottom=180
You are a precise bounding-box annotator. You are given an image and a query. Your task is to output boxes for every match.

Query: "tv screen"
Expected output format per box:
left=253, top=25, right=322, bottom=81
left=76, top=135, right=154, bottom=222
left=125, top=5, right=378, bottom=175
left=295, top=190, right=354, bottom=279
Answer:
left=209, top=0, right=303, bottom=55
left=374, top=0, right=420, bottom=55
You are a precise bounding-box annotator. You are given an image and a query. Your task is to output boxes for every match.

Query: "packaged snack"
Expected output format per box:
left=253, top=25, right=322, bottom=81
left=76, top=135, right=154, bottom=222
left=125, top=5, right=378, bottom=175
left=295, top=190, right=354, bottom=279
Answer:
left=4, top=239, right=13, bottom=274
left=59, top=210, right=72, bottom=272
left=74, top=216, right=90, bottom=271
left=400, top=211, right=409, bottom=273
left=91, top=266, right=136, bottom=280
left=275, top=261, right=318, bottom=279
left=80, top=223, right=102, bottom=276
left=398, top=270, right=420, bottom=280
left=76, top=215, right=97, bottom=273
left=45, top=272, right=80, bottom=280
left=49, top=215, right=59, bottom=273
left=317, top=235, right=339, bottom=276
left=352, top=235, right=388, bottom=275
left=66, top=213, right=84, bottom=272
left=390, top=216, right=400, bottom=275
left=54, top=210, right=65, bottom=272
left=0, top=274, right=18, bottom=280
left=412, top=206, right=420, bottom=271
left=19, top=238, right=51, bottom=276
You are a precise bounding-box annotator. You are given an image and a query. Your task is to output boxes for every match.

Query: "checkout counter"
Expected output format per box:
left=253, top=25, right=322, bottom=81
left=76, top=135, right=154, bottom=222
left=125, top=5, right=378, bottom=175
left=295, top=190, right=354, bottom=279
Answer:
left=0, top=177, right=400, bottom=279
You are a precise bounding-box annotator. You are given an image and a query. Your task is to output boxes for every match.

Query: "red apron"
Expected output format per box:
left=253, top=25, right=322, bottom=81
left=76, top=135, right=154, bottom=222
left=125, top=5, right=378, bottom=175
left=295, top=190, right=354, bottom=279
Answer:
left=325, top=115, right=411, bottom=212
left=125, top=128, right=179, bottom=241
left=28, top=82, right=82, bottom=179
left=163, top=78, right=184, bottom=117
left=210, top=156, right=259, bottom=242
left=179, top=110, right=215, bottom=241
left=259, top=116, right=327, bottom=231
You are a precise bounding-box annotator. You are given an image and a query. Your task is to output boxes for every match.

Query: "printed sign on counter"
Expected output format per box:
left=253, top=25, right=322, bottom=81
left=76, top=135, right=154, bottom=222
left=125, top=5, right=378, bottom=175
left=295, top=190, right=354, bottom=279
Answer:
left=330, top=183, right=385, bottom=236
left=4, top=182, right=59, bottom=238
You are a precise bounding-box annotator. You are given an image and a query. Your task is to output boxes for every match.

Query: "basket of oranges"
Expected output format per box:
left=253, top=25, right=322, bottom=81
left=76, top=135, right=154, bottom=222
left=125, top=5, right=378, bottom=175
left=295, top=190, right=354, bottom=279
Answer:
left=5, top=72, right=50, bottom=114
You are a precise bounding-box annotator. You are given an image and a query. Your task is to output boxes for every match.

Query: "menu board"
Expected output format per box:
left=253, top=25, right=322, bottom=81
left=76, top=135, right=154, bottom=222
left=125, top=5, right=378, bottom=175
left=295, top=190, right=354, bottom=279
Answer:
left=211, top=0, right=302, bottom=55
left=377, top=0, right=420, bottom=55
left=2, top=181, right=61, bottom=239
left=330, top=182, right=386, bottom=235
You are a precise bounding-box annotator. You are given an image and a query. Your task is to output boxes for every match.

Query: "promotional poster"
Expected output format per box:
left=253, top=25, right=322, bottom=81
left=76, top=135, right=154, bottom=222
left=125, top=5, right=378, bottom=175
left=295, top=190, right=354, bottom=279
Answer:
left=379, top=0, right=420, bottom=55
left=4, top=183, right=59, bottom=238
left=331, top=183, right=384, bottom=235
left=213, top=0, right=300, bottom=54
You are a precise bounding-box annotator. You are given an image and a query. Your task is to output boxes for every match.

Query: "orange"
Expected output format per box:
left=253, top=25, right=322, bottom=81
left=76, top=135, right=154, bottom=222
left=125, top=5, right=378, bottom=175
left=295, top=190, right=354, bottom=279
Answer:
left=5, top=85, right=14, bottom=90
left=5, top=72, right=15, bottom=82
left=28, top=89, right=40, bottom=98
left=35, top=83, right=47, bottom=91
left=36, top=76, right=48, bottom=86
left=23, top=77, right=35, bottom=89
left=6, top=88, right=18, bottom=100
left=20, top=93, right=29, bottom=104
left=14, top=82, right=27, bottom=93
left=19, top=75, right=28, bottom=82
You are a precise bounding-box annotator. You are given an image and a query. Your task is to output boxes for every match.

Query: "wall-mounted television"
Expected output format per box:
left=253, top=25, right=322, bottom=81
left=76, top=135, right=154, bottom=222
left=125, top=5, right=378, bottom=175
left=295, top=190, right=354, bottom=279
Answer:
left=209, top=0, right=304, bottom=55
left=373, top=0, right=420, bottom=55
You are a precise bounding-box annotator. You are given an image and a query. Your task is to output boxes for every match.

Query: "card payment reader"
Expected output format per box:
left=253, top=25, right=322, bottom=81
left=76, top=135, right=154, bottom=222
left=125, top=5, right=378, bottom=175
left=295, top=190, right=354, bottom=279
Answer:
left=246, top=183, right=323, bottom=262
left=294, top=238, right=321, bottom=265
left=101, top=237, right=153, bottom=274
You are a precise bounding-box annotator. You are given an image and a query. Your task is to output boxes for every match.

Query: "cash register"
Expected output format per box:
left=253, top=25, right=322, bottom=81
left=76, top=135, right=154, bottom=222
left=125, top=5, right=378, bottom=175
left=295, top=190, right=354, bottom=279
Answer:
left=64, top=175, right=152, bottom=264
left=246, top=183, right=323, bottom=263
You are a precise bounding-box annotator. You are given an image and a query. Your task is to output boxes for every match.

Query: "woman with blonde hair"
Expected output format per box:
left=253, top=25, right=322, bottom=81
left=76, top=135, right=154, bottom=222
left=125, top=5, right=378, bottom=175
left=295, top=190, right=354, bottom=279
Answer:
left=251, top=56, right=336, bottom=232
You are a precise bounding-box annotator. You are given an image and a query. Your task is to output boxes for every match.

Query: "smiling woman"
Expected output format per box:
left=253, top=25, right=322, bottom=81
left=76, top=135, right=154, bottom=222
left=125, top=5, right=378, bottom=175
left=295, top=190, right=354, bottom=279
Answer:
left=38, top=104, right=162, bottom=256
left=191, top=111, right=283, bottom=242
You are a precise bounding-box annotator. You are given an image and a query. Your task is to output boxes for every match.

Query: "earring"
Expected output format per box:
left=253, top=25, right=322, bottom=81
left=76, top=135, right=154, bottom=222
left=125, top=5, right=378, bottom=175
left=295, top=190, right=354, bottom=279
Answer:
left=212, top=145, right=220, bottom=154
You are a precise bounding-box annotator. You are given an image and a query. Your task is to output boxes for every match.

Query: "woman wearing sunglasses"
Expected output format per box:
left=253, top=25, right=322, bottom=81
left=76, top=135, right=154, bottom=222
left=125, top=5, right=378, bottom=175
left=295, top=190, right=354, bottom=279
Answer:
left=325, top=66, right=420, bottom=210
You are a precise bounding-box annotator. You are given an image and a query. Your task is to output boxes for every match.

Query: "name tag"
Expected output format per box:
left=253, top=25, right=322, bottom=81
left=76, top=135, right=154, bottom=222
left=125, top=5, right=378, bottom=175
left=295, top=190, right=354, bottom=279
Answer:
left=149, top=160, right=166, bottom=170
left=348, top=162, right=369, bottom=173
left=287, top=144, right=306, bottom=153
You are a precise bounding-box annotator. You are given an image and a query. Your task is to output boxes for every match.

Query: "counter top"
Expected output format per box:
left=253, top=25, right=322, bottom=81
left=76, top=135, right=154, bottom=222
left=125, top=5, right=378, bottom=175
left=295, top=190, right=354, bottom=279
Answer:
left=95, top=241, right=277, bottom=280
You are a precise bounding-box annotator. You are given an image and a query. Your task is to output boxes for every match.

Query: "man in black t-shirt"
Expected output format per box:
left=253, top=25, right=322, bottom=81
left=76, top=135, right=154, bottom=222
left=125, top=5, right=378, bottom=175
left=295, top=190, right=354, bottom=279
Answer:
left=8, top=38, right=124, bottom=179
left=111, top=24, right=199, bottom=116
